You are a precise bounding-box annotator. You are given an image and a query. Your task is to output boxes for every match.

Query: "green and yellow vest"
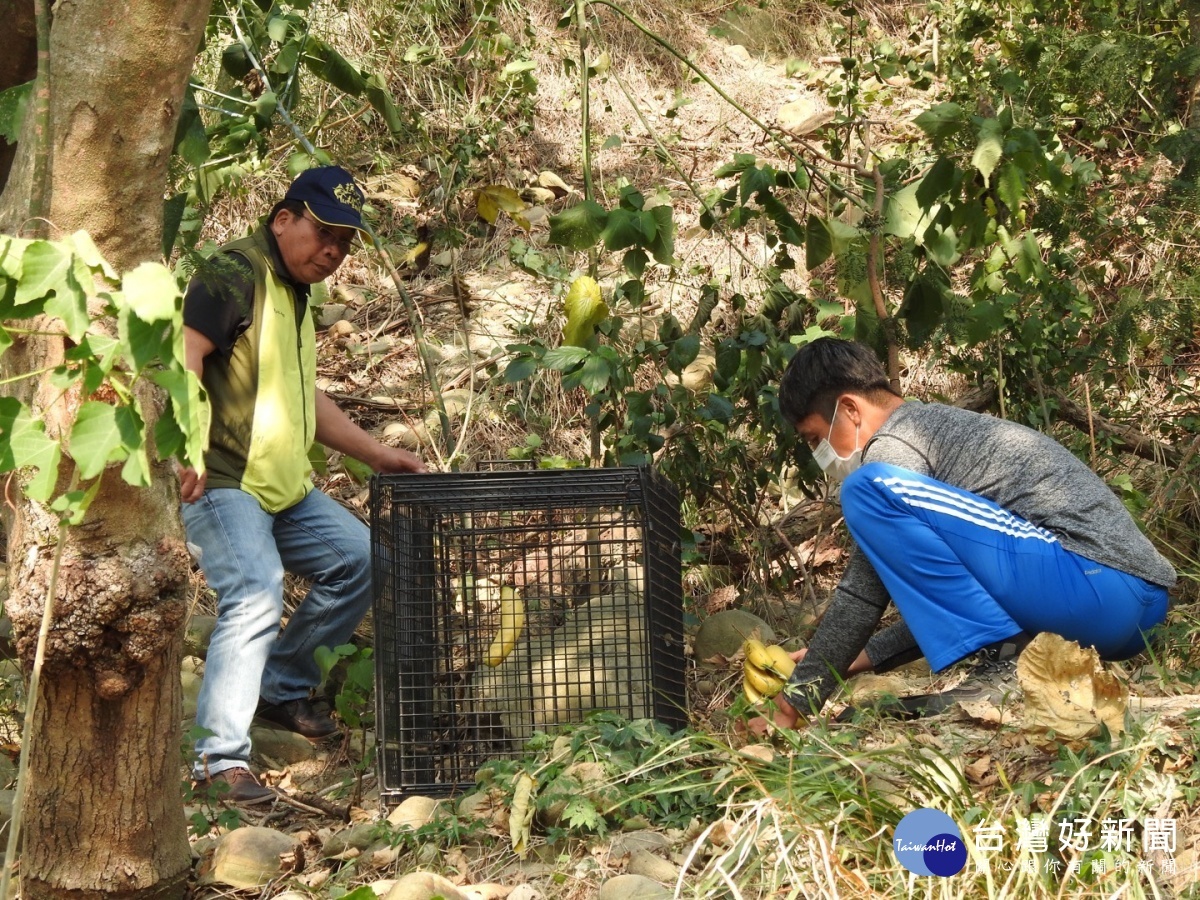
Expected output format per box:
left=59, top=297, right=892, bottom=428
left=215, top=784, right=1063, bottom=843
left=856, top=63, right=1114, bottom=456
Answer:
left=202, top=227, right=317, bottom=513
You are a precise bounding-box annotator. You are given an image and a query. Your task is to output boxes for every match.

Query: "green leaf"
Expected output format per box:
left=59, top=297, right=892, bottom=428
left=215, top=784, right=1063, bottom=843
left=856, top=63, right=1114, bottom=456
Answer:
left=542, top=346, right=589, bottom=371
left=562, top=797, right=602, bottom=832
left=899, top=275, right=945, bottom=344
left=364, top=74, right=404, bottom=133
left=623, top=247, right=648, bottom=278
left=121, top=263, right=180, bottom=323
left=666, top=333, right=701, bottom=374
left=761, top=195, right=803, bottom=245
left=575, top=355, right=611, bottom=394
left=0, top=397, right=62, bottom=502
left=996, top=162, right=1027, bottom=217
left=601, top=208, right=655, bottom=252
left=562, top=275, right=608, bottom=347
left=916, top=157, right=956, bottom=209
left=914, top=102, right=965, bottom=142
left=805, top=215, right=832, bottom=270
left=714, top=153, right=758, bottom=178
left=0, top=324, right=11, bottom=360
left=69, top=401, right=142, bottom=481
left=923, top=225, right=960, bottom=267
left=342, top=456, right=373, bottom=484
left=715, top=339, right=740, bottom=380
left=51, top=476, right=103, bottom=526
left=740, top=164, right=776, bottom=203
left=884, top=183, right=923, bottom=239
left=0, top=81, right=32, bottom=144
left=44, top=267, right=89, bottom=341
left=972, top=118, right=1004, bottom=187
left=305, top=38, right=367, bottom=95
left=220, top=43, right=253, bottom=79
left=503, top=356, right=538, bottom=384
left=118, top=307, right=168, bottom=373
left=149, top=367, right=210, bottom=469
left=267, top=15, right=292, bottom=42
left=64, top=231, right=115, bottom=280
left=15, top=241, right=71, bottom=307
left=548, top=200, right=607, bottom=251
left=647, top=205, right=674, bottom=265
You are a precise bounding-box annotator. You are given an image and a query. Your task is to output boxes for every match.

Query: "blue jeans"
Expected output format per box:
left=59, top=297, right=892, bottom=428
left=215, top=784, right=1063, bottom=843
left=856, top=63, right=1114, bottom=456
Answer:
left=841, top=462, right=1168, bottom=672
left=182, top=487, right=372, bottom=777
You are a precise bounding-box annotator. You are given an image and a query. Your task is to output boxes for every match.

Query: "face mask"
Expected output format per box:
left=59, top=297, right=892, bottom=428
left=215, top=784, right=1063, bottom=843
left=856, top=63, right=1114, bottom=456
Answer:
left=812, top=403, right=862, bottom=481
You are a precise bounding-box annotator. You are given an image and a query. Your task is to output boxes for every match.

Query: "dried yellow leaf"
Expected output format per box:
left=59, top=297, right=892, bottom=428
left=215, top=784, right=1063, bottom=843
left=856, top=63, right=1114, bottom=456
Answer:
left=1018, top=632, right=1127, bottom=740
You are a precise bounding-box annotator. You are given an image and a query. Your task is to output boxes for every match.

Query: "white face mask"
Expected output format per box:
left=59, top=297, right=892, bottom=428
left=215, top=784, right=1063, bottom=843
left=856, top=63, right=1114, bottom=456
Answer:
left=812, top=403, right=861, bottom=481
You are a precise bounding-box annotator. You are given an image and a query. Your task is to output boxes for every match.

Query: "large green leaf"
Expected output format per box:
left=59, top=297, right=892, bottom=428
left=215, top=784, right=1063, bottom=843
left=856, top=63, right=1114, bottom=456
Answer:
left=14, top=241, right=70, bottom=307
left=899, top=275, right=946, bottom=344
left=541, top=346, right=590, bottom=371
left=150, top=368, right=210, bottom=469
left=916, top=157, right=957, bottom=209
left=972, top=118, right=1005, bottom=187
left=666, top=333, right=701, bottom=374
left=69, top=401, right=142, bottom=480
left=44, top=268, right=89, bottom=341
left=305, top=37, right=366, bottom=94
left=647, top=205, right=675, bottom=265
left=914, top=102, right=965, bottom=142
left=364, top=74, right=404, bottom=134
left=996, top=162, right=1027, bottom=218
left=562, top=275, right=608, bottom=347
left=575, top=355, right=611, bottom=394
left=601, top=208, right=655, bottom=252
left=0, top=81, right=32, bottom=144
left=805, top=215, right=832, bottom=270
left=548, top=200, right=607, bottom=251
left=121, top=262, right=180, bottom=323
left=884, top=183, right=923, bottom=239
left=0, top=397, right=62, bottom=502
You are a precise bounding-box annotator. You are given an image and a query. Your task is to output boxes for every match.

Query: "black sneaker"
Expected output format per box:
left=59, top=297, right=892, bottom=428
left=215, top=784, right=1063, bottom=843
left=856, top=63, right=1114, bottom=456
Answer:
left=255, top=697, right=339, bottom=740
left=195, top=767, right=276, bottom=805
left=839, top=632, right=1030, bottom=721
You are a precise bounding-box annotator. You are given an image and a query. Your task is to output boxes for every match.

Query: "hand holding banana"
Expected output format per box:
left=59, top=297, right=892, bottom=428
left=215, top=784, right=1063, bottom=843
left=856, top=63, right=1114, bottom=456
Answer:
left=742, top=638, right=797, bottom=704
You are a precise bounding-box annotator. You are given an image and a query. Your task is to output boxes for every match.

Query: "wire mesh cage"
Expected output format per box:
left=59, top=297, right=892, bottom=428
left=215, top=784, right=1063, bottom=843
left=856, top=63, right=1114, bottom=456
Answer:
left=370, top=466, right=686, bottom=802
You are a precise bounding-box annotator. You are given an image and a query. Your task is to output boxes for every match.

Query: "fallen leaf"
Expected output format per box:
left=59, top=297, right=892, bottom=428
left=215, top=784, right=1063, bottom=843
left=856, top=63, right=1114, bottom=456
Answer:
left=536, top=170, right=572, bottom=196
left=1018, top=632, right=1127, bottom=739
left=509, top=772, right=536, bottom=857
left=958, top=699, right=1016, bottom=726
left=476, top=184, right=527, bottom=225
left=964, top=754, right=995, bottom=784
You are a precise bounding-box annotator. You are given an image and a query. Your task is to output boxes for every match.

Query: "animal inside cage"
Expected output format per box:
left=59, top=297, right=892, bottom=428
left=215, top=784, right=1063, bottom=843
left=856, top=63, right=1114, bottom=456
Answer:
left=370, top=467, right=686, bottom=802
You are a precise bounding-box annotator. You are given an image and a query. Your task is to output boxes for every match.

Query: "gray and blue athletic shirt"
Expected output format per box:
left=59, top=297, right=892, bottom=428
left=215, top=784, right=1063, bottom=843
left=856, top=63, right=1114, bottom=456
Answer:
left=783, top=401, right=1176, bottom=711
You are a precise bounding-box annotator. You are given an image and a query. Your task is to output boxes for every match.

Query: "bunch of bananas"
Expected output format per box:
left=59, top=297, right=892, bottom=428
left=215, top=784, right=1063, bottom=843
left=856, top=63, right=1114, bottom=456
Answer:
left=742, top=638, right=796, bottom=704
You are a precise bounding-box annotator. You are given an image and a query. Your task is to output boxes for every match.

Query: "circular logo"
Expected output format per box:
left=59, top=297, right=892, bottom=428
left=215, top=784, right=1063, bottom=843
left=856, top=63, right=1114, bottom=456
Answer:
left=893, top=808, right=967, bottom=877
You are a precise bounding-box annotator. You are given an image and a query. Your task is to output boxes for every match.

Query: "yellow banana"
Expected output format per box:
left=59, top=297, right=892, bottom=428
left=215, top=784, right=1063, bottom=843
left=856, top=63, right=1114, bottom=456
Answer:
left=484, top=585, right=526, bottom=667
left=743, top=638, right=774, bottom=671
left=764, top=644, right=796, bottom=680
left=744, top=680, right=765, bottom=705
left=743, top=659, right=785, bottom=698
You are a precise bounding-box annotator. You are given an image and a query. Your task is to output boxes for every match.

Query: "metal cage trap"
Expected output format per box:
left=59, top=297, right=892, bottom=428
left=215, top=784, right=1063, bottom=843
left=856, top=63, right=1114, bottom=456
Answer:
left=369, top=466, right=686, bottom=802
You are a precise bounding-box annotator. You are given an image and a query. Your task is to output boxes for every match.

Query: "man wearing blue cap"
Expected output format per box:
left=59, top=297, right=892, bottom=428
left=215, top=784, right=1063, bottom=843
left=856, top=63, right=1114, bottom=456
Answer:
left=179, top=167, right=425, bottom=803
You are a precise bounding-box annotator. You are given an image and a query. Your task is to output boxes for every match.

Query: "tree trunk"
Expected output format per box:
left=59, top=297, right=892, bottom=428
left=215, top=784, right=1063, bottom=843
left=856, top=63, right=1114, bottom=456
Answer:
left=0, top=1, right=212, bottom=897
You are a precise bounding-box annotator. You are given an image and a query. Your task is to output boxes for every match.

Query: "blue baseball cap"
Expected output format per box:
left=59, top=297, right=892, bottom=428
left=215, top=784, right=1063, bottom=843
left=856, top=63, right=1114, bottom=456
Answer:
left=284, top=166, right=368, bottom=235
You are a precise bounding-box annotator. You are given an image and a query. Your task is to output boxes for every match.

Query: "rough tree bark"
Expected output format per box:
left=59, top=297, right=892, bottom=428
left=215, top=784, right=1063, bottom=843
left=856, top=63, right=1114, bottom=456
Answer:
left=0, top=1, right=212, bottom=898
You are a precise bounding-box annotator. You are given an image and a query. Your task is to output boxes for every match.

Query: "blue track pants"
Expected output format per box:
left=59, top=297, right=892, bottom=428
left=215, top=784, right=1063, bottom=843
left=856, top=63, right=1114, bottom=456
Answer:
left=840, top=462, right=1168, bottom=672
